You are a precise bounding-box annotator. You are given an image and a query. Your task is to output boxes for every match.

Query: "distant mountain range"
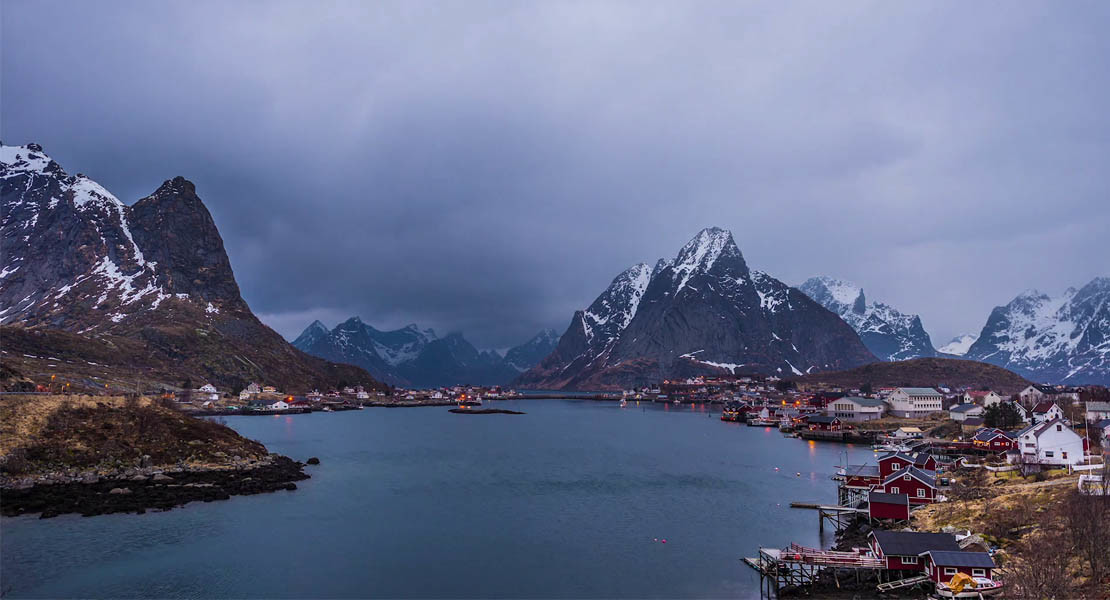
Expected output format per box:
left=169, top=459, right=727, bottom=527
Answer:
left=516, top=228, right=876, bottom=390
left=798, top=277, right=937, bottom=362
left=964, top=278, right=1110, bottom=384
left=937, top=333, right=979, bottom=356
left=0, top=143, right=382, bottom=393
left=292, top=319, right=558, bottom=388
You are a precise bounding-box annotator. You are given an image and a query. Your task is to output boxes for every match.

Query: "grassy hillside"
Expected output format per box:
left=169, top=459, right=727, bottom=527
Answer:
left=791, top=357, right=1032, bottom=394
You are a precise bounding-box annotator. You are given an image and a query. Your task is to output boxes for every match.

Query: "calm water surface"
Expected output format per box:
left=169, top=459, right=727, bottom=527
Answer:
left=2, top=400, right=874, bottom=598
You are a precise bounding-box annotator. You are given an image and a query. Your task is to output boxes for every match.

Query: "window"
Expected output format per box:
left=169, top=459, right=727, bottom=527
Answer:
left=1062, top=452, right=1068, bottom=459
left=1056, top=424, right=1062, bottom=431
left=890, top=486, right=899, bottom=494
left=917, top=489, right=925, bottom=498
left=972, top=569, right=986, bottom=577
left=904, top=474, right=911, bottom=480
left=944, top=568, right=958, bottom=576
left=902, top=556, right=918, bottom=564
left=1046, top=451, right=1054, bottom=457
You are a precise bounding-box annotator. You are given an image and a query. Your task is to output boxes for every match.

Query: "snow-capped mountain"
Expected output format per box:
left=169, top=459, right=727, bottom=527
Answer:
left=965, top=278, right=1110, bottom=384
left=0, top=142, right=382, bottom=392
left=938, top=333, right=979, bottom=356
left=799, top=277, right=937, bottom=361
left=503, top=328, right=560, bottom=372
left=516, top=228, right=876, bottom=390
left=293, top=318, right=554, bottom=387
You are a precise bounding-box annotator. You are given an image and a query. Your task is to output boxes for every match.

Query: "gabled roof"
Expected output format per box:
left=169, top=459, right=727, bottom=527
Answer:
left=806, top=415, right=840, bottom=424
left=912, top=454, right=935, bottom=468
left=1094, top=419, right=1110, bottom=429
left=839, top=396, right=886, bottom=408
left=870, top=530, right=960, bottom=556
left=950, top=404, right=982, bottom=413
left=1032, top=401, right=1058, bottom=414
left=879, top=452, right=917, bottom=464
left=962, top=417, right=985, bottom=427
left=921, top=550, right=996, bottom=568
left=883, top=466, right=936, bottom=488
left=1086, top=401, right=1110, bottom=412
left=868, top=491, right=909, bottom=505
left=972, top=428, right=1011, bottom=442
left=897, top=387, right=941, bottom=396
left=845, top=464, right=881, bottom=478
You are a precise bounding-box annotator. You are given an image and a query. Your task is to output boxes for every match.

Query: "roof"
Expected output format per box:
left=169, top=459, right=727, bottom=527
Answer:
left=870, top=530, right=960, bottom=556
left=962, top=417, right=985, bottom=427
left=950, top=404, right=982, bottom=413
left=972, top=428, right=1011, bottom=442
left=896, top=426, right=924, bottom=433
left=845, top=464, right=881, bottom=478
left=806, top=415, right=840, bottom=424
left=965, top=390, right=992, bottom=397
left=921, top=550, right=996, bottom=568
left=1086, top=401, right=1110, bottom=412
left=839, top=396, right=886, bottom=408
left=897, top=387, right=942, bottom=396
left=883, top=466, right=936, bottom=488
left=879, top=452, right=917, bottom=464
left=1032, top=401, right=1058, bottom=413
left=1094, top=419, right=1110, bottom=429
left=912, top=454, right=935, bottom=467
left=868, top=491, right=909, bottom=505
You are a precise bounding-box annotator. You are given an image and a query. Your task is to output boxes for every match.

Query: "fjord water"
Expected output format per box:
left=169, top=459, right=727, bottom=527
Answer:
left=2, top=400, right=873, bottom=598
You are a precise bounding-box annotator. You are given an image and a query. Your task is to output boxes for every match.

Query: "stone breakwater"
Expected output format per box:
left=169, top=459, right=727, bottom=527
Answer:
left=1, top=454, right=310, bottom=518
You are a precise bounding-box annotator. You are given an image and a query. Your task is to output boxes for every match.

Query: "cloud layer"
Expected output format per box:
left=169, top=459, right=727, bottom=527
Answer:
left=4, top=0, right=1108, bottom=348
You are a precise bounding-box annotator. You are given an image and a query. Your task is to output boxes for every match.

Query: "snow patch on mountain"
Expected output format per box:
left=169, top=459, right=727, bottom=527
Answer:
left=938, top=333, right=979, bottom=356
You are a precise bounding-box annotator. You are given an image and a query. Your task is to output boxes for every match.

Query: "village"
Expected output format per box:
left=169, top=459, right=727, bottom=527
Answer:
left=724, top=381, right=1110, bottom=598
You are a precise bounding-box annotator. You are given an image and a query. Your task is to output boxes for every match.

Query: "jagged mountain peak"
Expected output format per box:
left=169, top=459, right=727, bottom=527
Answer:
left=516, top=230, right=875, bottom=390
left=799, top=276, right=935, bottom=362
left=966, top=277, right=1110, bottom=384
left=938, top=333, right=979, bottom=356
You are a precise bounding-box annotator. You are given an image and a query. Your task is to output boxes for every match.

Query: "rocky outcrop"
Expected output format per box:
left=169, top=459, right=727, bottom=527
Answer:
left=0, top=143, right=383, bottom=393
left=517, top=228, right=876, bottom=389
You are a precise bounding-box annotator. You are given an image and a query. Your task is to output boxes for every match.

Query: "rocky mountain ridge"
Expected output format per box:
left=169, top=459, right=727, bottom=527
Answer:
left=516, top=228, right=877, bottom=390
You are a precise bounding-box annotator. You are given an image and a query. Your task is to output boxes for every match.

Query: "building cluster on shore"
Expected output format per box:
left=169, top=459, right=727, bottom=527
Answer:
left=742, top=382, right=1109, bottom=598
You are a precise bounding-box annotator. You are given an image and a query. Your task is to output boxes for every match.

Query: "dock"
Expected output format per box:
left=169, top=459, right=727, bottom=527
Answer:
left=789, top=501, right=867, bottom=532
left=742, top=543, right=886, bottom=597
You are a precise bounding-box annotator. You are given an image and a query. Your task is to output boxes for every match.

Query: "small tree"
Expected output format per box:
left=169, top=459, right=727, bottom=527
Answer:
left=860, top=382, right=873, bottom=395
left=1008, top=529, right=1074, bottom=598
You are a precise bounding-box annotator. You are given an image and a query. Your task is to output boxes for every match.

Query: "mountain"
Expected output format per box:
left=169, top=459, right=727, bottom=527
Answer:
left=964, top=278, right=1110, bottom=384
left=0, top=143, right=383, bottom=393
left=790, top=357, right=1032, bottom=394
left=292, top=319, right=553, bottom=388
left=937, top=333, right=979, bottom=356
left=516, top=228, right=877, bottom=390
left=503, top=328, right=560, bottom=372
left=798, top=277, right=937, bottom=361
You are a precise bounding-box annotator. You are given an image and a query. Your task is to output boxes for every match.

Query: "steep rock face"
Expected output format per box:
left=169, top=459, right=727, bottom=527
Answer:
left=799, top=277, right=937, bottom=361
left=517, top=228, right=876, bottom=390
left=0, top=143, right=382, bottom=392
left=965, top=278, right=1110, bottom=384
left=503, top=329, right=560, bottom=372
left=292, top=318, right=549, bottom=387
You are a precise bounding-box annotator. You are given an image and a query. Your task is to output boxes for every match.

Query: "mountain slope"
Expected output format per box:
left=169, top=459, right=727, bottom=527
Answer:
left=517, top=228, right=877, bottom=390
left=965, top=279, right=1110, bottom=384
left=503, top=329, right=560, bottom=372
left=937, top=333, right=979, bottom=356
left=790, top=357, right=1032, bottom=394
left=0, top=143, right=383, bottom=393
left=799, top=277, right=937, bottom=361
left=292, top=318, right=551, bottom=387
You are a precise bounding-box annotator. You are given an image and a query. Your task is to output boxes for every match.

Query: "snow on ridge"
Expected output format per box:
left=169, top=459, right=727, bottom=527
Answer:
left=672, top=228, right=734, bottom=293
left=583, top=263, right=651, bottom=343
left=0, top=144, right=54, bottom=175
left=938, top=333, right=979, bottom=356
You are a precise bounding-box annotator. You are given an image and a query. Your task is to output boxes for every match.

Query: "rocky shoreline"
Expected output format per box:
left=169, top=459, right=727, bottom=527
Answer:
left=1, top=454, right=310, bottom=519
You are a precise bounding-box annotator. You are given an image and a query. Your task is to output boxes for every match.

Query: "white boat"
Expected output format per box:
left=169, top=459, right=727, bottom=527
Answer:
left=619, top=399, right=628, bottom=407
left=935, top=577, right=1003, bottom=598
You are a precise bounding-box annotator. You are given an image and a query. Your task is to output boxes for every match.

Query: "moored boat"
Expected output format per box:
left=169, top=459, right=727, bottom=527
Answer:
left=934, top=575, right=1003, bottom=598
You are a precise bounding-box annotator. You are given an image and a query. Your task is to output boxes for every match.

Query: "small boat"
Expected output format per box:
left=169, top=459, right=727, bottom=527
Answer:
left=934, top=576, right=1003, bottom=598
left=619, top=399, right=628, bottom=407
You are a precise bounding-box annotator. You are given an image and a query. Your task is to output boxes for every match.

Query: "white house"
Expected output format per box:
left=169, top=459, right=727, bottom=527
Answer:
left=1013, top=418, right=1086, bottom=467
left=195, top=383, right=219, bottom=402
left=1084, top=401, right=1110, bottom=423
left=1021, top=384, right=1081, bottom=406
left=827, top=397, right=886, bottom=422
left=962, top=390, right=1002, bottom=406
left=1093, top=419, right=1110, bottom=447
left=239, top=390, right=252, bottom=401
left=268, top=399, right=289, bottom=411
left=886, top=388, right=945, bottom=418
left=1032, top=401, right=1065, bottom=424
left=891, top=427, right=925, bottom=440
left=245, top=382, right=262, bottom=395
left=949, top=403, right=985, bottom=422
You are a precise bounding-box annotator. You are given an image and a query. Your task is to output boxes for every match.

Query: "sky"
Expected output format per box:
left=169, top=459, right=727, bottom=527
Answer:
left=3, top=1, right=1108, bottom=350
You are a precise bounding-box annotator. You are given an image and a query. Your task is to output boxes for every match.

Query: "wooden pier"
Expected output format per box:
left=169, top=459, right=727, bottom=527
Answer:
left=742, top=543, right=885, bottom=597
left=789, top=501, right=867, bottom=533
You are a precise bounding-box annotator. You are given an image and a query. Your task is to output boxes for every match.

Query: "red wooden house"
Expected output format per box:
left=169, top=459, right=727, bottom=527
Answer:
left=920, top=550, right=996, bottom=583
left=971, top=428, right=1016, bottom=452
left=878, top=466, right=937, bottom=504
left=868, top=530, right=960, bottom=573
left=804, top=415, right=842, bottom=431
left=878, top=452, right=918, bottom=478
left=867, top=491, right=910, bottom=521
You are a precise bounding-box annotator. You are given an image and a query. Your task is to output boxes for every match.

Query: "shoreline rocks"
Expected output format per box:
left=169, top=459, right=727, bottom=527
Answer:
left=1, top=455, right=309, bottom=519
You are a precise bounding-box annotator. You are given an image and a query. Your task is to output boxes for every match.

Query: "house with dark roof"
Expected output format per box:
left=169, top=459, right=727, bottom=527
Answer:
left=1031, top=401, right=1065, bottom=424
left=1085, top=401, right=1110, bottom=423
left=867, top=530, right=959, bottom=572
left=878, top=452, right=919, bottom=478
left=971, top=428, right=1016, bottom=451
left=960, top=416, right=985, bottom=431
left=1013, top=417, right=1087, bottom=467
left=920, top=550, right=996, bottom=583
left=878, top=466, right=937, bottom=504
left=804, top=414, right=842, bottom=431
left=867, top=491, right=910, bottom=521
left=841, top=464, right=882, bottom=488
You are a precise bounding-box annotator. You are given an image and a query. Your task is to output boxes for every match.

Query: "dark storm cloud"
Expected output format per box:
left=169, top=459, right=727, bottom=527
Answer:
left=3, top=1, right=1109, bottom=348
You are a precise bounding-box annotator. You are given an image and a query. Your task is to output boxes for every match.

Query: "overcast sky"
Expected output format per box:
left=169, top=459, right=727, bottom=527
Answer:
left=3, top=1, right=1108, bottom=349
